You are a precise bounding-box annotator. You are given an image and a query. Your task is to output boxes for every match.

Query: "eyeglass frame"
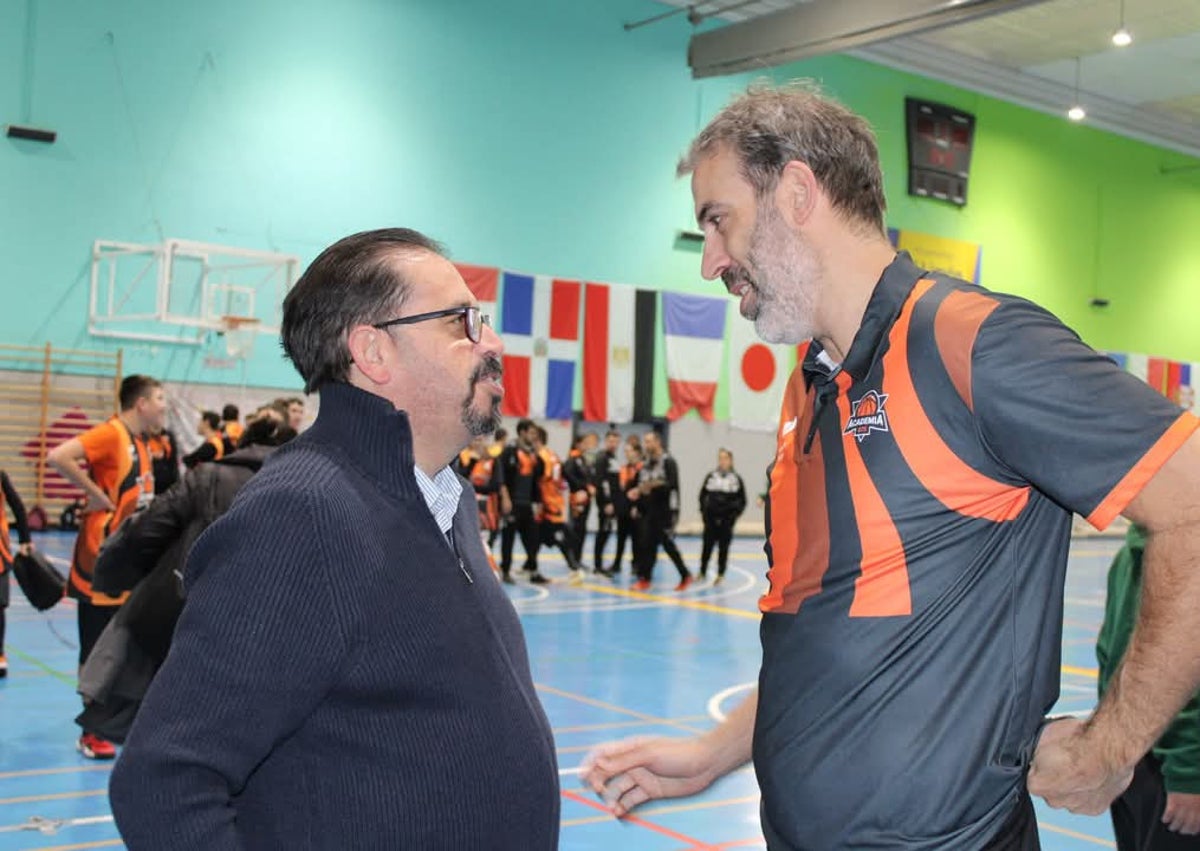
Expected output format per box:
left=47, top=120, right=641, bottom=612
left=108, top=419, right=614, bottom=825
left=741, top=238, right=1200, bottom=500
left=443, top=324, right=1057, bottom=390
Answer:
left=372, top=305, right=491, bottom=344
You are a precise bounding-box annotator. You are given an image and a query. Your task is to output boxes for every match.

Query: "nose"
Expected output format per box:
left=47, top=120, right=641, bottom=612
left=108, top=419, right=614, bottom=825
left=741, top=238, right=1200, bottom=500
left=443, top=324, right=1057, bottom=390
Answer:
left=479, top=319, right=504, bottom=357
left=700, top=234, right=730, bottom=281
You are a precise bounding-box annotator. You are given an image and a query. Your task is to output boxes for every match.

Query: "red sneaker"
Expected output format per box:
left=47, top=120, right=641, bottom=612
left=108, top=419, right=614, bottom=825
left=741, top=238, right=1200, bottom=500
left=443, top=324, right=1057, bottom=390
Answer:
left=77, top=733, right=116, bottom=760
left=674, top=575, right=694, bottom=592
left=632, top=579, right=651, bottom=592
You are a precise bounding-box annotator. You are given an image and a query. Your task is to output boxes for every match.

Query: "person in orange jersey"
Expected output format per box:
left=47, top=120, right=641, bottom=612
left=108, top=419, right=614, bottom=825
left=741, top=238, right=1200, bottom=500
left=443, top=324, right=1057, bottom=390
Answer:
left=47, top=373, right=164, bottom=759
left=182, top=411, right=225, bottom=469
left=455, top=433, right=502, bottom=574
left=531, top=425, right=585, bottom=584
left=583, top=81, right=1200, bottom=850
left=0, top=467, right=35, bottom=679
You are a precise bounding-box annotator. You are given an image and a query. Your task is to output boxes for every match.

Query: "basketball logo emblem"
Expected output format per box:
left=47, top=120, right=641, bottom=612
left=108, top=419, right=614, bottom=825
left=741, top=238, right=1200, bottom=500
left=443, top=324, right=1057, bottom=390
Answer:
left=843, top=389, right=890, bottom=443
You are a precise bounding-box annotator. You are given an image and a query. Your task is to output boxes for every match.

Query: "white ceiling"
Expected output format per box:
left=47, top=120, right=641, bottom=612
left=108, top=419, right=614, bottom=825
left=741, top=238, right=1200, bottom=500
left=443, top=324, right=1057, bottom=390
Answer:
left=645, top=0, right=1200, bottom=158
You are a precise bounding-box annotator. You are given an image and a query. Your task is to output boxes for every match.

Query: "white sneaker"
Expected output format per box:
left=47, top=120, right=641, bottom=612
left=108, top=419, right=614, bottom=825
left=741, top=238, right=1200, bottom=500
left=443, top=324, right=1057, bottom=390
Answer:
left=568, top=569, right=585, bottom=586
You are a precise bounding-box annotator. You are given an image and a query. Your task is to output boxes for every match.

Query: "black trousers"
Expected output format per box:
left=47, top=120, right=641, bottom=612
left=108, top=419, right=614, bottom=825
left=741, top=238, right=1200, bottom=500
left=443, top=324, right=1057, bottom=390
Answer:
left=633, top=513, right=688, bottom=582
left=982, top=791, right=1041, bottom=851
left=593, top=505, right=614, bottom=569
left=541, top=521, right=581, bottom=572
left=77, top=600, right=118, bottom=668
left=568, top=501, right=590, bottom=565
left=700, top=515, right=735, bottom=576
left=500, top=504, right=540, bottom=574
left=1111, top=754, right=1200, bottom=851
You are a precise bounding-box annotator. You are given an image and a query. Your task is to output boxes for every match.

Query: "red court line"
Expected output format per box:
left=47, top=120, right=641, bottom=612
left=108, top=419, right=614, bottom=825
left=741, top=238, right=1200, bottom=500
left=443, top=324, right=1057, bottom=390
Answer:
left=561, top=788, right=710, bottom=848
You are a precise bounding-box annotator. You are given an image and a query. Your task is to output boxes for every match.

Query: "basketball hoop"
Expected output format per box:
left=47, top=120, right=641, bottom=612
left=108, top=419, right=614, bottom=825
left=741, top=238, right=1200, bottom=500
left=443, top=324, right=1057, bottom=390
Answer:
left=218, top=315, right=261, bottom=360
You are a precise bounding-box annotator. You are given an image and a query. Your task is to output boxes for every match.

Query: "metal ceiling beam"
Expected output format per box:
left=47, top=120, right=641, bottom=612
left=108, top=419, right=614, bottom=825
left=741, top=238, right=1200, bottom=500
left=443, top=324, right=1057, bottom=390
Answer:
left=853, top=40, right=1200, bottom=160
left=688, top=0, right=1053, bottom=78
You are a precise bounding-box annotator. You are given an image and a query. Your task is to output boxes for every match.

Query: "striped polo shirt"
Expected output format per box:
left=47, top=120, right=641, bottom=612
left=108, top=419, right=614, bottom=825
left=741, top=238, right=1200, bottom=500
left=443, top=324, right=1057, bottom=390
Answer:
left=757, top=252, right=1198, bottom=849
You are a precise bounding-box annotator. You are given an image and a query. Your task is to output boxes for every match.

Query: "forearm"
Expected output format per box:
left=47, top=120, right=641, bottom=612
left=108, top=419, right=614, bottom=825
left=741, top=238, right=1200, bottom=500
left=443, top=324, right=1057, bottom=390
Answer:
left=699, top=689, right=756, bottom=779
left=48, top=455, right=107, bottom=503
left=2, top=474, right=31, bottom=542
left=1088, top=525, right=1200, bottom=771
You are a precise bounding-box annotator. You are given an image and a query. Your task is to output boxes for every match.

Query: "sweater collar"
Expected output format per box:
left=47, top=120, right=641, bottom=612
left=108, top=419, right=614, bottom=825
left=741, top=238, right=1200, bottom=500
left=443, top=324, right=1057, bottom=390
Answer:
left=304, top=382, right=420, bottom=499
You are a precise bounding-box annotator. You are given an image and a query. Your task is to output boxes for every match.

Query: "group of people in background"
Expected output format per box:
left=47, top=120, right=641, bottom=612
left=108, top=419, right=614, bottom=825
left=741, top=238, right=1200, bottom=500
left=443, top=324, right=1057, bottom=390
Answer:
left=30, top=381, right=306, bottom=760
left=454, top=419, right=747, bottom=592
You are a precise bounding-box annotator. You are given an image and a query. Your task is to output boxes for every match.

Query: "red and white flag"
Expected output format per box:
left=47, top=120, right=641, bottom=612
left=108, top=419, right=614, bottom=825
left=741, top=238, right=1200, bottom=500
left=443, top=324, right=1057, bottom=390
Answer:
left=582, top=282, right=636, bottom=423
left=728, top=317, right=791, bottom=432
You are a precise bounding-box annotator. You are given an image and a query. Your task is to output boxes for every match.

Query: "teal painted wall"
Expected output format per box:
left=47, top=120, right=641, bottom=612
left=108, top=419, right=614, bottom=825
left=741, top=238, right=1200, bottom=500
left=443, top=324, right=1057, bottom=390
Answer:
left=3, top=0, right=1197, bottom=412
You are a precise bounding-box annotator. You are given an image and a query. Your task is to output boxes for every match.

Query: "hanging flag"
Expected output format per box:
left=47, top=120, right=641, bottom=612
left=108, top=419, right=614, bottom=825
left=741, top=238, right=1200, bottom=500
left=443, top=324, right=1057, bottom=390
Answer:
left=1146, top=357, right=1168, bottom=395
left=455, top=263, right=499, bottom=325
left=582, top=282, right=638, bottom=423
left=1166, top=360, right=1184, bottom=404
left=499, top=273, right=581, bottom=420
left=632, top=290, right=657, bottom=423
left=1125, top=353, right=1148, bottom=383
left=1103, top=351, right=1127, bottom=370
left=1180, top=363, right=1196, bottom=411
left=662, top=292, right=727, bottom=422
left=728, top=316, right=791, bottom=432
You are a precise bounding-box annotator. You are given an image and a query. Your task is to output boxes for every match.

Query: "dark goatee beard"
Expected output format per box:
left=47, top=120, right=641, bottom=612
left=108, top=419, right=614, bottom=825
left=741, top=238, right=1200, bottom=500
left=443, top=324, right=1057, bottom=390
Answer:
left=463, top=356, right=503, bottom=436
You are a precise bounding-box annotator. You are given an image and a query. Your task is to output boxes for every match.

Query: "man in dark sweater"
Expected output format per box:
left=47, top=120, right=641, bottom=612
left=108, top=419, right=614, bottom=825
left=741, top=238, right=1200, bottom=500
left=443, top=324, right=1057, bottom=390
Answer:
left=109, top=228, right=561, bottom=849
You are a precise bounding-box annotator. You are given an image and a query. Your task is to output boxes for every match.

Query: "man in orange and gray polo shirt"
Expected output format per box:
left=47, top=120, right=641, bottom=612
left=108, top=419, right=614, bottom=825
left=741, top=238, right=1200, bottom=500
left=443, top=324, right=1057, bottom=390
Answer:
left=583, top=83, right=1200, bottom=849
left=48, top=373, right=164, bottom=760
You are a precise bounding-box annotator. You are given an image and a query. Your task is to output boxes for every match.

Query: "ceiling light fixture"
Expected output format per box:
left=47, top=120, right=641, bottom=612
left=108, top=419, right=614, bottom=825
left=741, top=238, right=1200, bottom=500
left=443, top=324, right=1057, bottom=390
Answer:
left=1067, top=57, right=1086, bottom=121
left=1112, top=0, right=1132, bottom=46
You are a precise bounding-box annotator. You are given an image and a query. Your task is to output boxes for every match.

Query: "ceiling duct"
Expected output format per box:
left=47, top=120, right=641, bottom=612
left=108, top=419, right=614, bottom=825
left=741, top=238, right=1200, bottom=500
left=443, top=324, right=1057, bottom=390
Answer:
left=688, top=0, right=1053, bottom=78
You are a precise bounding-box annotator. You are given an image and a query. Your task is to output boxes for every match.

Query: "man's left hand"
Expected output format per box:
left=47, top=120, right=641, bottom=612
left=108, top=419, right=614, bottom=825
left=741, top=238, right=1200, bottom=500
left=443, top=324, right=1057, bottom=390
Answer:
left=1163, top=792, right=1200, bottom=834
left=1027, top=718, right=1133, bottom=814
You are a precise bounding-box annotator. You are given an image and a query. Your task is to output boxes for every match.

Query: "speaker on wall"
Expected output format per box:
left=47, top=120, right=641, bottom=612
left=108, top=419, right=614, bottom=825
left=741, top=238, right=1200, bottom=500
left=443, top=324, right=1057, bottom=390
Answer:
left=905, top=98, right=975, bottom=207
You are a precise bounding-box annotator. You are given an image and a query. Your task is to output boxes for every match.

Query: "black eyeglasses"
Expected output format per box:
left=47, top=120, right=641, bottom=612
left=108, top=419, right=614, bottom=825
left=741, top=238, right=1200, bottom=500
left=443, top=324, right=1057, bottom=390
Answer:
left=372, top=305, right=490, bottom=344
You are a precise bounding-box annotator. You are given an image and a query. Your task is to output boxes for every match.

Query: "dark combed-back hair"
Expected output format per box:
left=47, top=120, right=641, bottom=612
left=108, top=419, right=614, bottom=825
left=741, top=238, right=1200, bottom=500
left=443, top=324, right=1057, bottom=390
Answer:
left=677, top=80, right=887, bottom=234
left=238, top=416, right=298, bottom=449
left=221, top=404, right=239, bottom=421
left=201, top=411, right=221, bottom=430
left=119, top=375, right=162, bottom=411
left=281, top=228, right=446, bottom=393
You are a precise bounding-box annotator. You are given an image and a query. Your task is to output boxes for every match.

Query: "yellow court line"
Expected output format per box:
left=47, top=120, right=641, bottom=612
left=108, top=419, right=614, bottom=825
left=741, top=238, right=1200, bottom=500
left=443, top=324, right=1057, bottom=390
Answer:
left=535, top=684, right=709, bottom=735
left=0, top=788, right=107, bottom=806
left=554, top=715, right=710, bottom=735
left=0, top=766, right=113, bottom=781
left=27, top=841, right=122, bottom=851
left=580, top=582, right=761, bottom=620
left=1036, top=820, right=1115, bottom=847
left=580, top=584, right=1102, bottom=681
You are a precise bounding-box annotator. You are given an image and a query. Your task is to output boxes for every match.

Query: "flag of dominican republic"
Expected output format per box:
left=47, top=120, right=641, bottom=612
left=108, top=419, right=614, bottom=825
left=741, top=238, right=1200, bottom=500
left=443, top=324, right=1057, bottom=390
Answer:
left=728, top=317, right=791, bottom=432
left=499, top=272, right=581, bottom=420
left=662, top=292, right=727, bottom=421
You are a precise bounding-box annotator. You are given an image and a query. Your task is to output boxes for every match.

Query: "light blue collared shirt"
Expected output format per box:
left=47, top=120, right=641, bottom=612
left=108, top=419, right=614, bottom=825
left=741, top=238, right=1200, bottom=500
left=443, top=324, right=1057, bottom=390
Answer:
left=413, top=465, right=463, bottom=537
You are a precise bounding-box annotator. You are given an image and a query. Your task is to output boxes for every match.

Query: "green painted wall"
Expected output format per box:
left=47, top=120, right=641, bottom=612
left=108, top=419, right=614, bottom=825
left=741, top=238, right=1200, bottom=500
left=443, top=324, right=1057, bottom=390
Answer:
left=2, top=0, right=1196, bottom=415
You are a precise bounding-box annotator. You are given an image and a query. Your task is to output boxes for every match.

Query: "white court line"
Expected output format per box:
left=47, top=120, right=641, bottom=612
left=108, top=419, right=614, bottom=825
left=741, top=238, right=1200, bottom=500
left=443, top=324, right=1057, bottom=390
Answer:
left=707, top=681, right=757, bottom=723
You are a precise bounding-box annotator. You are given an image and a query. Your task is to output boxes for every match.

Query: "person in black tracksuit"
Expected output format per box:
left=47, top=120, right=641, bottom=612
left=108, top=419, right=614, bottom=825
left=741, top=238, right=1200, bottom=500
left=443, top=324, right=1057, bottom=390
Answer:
left=499, top=419, right=547, bottom=584
left=591, top=430, right=622, bottom=572
left=631, top=430, right=691, bottom=591
left=609, top=437, right=642, bottom=576
left=562, top=433, right=596, bottom=571
left=698, top=448, right=746, bottom=584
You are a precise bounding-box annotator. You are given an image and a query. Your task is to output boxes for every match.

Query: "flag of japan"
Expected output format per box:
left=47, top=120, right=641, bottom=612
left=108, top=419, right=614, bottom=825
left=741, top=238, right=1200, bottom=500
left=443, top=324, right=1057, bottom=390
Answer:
left=728, top=317, right=791, bottom=432
left=499, top=273, right=581, bottom=420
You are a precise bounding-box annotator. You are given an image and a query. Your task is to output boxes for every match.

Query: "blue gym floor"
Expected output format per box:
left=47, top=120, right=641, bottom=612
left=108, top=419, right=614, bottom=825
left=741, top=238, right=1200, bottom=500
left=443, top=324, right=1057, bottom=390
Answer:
left=1, top=530, right=1121, bottom=849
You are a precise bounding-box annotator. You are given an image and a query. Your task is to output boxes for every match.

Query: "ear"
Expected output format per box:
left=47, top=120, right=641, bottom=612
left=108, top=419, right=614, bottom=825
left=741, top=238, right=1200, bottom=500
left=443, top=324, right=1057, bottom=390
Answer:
left=346, top=324, right=392, bottom=386
left=777, top=160, right=819, bottom=228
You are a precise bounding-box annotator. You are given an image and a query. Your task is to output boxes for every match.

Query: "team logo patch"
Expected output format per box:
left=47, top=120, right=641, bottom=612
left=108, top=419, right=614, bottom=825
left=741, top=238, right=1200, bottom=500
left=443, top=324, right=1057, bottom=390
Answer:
left=843, top=390, right=890, bottom=443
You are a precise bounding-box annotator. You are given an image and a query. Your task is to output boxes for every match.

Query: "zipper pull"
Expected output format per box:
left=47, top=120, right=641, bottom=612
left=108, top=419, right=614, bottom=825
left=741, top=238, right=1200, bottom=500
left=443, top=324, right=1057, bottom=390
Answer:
left=458, top=558, right=474, bottom=584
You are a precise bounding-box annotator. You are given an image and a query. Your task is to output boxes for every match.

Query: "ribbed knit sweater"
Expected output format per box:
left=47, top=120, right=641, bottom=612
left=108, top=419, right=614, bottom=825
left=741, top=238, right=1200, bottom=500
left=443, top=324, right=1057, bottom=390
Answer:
left=109, top=382, right=561, bottom=849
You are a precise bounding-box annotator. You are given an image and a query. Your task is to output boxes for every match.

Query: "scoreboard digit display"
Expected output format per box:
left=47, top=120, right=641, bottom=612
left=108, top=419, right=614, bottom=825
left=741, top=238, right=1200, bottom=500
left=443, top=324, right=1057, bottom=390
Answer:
left=905, top=98, right=976, bottom=207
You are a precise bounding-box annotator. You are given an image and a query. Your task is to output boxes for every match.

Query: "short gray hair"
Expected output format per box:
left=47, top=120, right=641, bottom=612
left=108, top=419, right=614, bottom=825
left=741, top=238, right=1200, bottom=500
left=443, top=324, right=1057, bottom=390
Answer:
left=678, top=80, right=886, bottom=233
